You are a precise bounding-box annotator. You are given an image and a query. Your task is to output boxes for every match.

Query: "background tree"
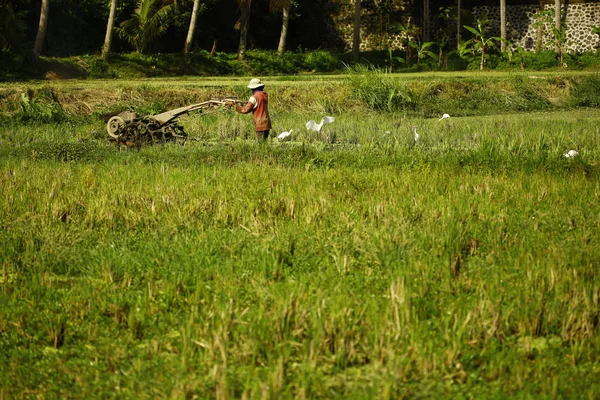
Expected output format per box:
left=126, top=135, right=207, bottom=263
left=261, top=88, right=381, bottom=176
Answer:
left=33, top=0, right=50, bottom=57
left=433, top=5, right=455, bottom=69
left=116, top=0, right=177, bottom=53
left=456, top=0, right=461, bottom=50
left=236, top=0, right=251, bottom=60
left=0, top=2, right=26, bottom=57
left=353, top=0, right=360, bottom=62
left=184, top=0, right=202, bottom=54
left=554, top=0, right=561, bottom=55
left=554, top=0, right=560, bottom=31
left=463, top=19, right=501, bottom=70
left=500, top=0, right=506, bottom=52
left=103, top=0, right=118, bottom=58
left=423, top=0, right=430, bottom=42
left=270, top=0, right=293, bottom=55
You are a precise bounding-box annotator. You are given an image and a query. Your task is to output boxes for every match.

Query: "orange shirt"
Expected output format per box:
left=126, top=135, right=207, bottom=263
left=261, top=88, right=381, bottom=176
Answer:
left=236, top=91, right=272, bottom=131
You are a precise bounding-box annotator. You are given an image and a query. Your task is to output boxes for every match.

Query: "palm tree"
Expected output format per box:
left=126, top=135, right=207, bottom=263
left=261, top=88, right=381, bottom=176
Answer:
left=423, top=0, right=430, bottom=42
left=184, top=0, right=202, bottom=54
left=535, top=0, right=543, bottom=52
left=353, top=0, right=360, bottom=62
left=456, top=0, right=461, bottom=51
left=102, top=0, right=118, bottom=59
left=270, top=0, right=292, bottom=55
left=500, top=0, right=506, bottom=52
left=554, top=0, right=561, bottom=31
left=117, top=0, right=177, bottom=53
left=236, top=0, right=251, bottom=60
left=33, top=0, right=50, bottom=57
left=554, top=0, right=562, bottom=56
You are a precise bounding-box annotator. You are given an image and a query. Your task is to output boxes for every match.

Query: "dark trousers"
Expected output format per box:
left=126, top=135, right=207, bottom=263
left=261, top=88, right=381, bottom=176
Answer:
left=256, top=130, right=270, bottom=142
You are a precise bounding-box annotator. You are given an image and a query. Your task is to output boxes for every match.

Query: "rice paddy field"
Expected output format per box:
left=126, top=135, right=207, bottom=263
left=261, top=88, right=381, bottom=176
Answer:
left=1, top=72, right=599, bottom=398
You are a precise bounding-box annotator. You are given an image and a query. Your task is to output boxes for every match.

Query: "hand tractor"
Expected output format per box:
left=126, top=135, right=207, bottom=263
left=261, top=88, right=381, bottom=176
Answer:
left=105, top=98, right=245, bottom=147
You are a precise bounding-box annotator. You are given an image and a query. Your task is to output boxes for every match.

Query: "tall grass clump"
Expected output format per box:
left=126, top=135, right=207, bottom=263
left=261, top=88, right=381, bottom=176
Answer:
left=570, top=73, right=600, bottom=107
left=346, top=64, right=412, bottom=112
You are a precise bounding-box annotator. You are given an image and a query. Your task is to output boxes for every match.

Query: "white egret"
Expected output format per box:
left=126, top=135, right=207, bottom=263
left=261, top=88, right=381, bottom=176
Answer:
left=412, top=126, right=419, bottom=143
left=306, top=116, right=335, bottom=132
left=438, top=113, right=450, bottom=121
left=563, top=149, right=578, bottom=158
left=277, top=129, right=293, bottom=141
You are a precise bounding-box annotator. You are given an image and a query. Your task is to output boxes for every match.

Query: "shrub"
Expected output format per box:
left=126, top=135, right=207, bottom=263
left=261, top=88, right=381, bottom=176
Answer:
left=18, top=88, right=69, bottom=123
left=522, top=51, right=558, bottom=70
left=88, top=57, right=111, bottom=78
left=571, top=52, right=600, bottom=69
left=303, top=50, right=340, bottom=72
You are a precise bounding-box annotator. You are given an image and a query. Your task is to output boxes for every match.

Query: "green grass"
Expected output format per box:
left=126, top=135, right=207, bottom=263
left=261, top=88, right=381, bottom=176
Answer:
left=3, top=71, right=600, bottom=125
left=1, top=78, right=600, bottom=398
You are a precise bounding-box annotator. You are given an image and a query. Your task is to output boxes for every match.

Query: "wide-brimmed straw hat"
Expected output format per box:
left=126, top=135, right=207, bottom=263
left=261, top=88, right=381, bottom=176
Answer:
left=247, top=78, right=265, bottom=89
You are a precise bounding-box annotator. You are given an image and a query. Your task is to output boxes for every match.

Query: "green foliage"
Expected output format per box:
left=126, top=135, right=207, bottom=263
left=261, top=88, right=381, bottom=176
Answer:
left=302, top=50, right=341, bottom=72
left=18, top=89, right=69, bottom=124
left=408, top=41, right=437, bottom=68
left=572, top=52, right=600, bottom=69
left=0, top=2, right=26, bottom=56
left=551, top=25, right=569, bottom=68
left=88, top=58, right=112, bottom=78
left=523, top=50, right=561, bottom=70
left=462, top=20, right=503, bottom=70
left=116, top=0, right=178, bottom=53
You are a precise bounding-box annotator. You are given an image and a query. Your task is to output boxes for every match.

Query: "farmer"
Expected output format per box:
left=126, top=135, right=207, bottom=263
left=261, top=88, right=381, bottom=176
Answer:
left=230, top=78, right=272, bottom=142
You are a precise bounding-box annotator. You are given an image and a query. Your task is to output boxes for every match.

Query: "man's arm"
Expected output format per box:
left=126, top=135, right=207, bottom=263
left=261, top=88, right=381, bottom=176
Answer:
left=235, top=96, right=257, bottom=114
left=236, top=101, right=255, bottom=114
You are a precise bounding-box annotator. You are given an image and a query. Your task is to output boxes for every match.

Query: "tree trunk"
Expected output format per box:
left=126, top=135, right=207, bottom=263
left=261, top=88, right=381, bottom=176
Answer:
left=184, top=0, right=201, bottom=54
left=237, top=0, right=251, bottom=60
left=277, top=3, right=290, bottom=55
left=480, top=47, right=486, bottom=70
left=536, top=0, right=543, bottom=52
left=456, top=0, right=461, bottom=51
left=353, top=0, right=361, bottom=62
left=500, top=0, right=506, bottom=52
left=210, top=38, right=218, bottom=56
left=423, top=0, right=430, bottom=42
left=554, top=0, right=561, bottom=55
left=33, top=0, right=50, bottom=57
left=554, top=0, right=561, bottom=31
left=102, top=0, right=118, bottom=59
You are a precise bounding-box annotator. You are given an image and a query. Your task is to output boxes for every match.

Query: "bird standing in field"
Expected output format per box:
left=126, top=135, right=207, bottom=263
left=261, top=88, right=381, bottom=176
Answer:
left=412, top=126, right=419, bottom=143
left=438, top=113, right=450, bottom=121
left=306, top=116, right=335, bottom=132
left=277, top=129, right=293, bottom=141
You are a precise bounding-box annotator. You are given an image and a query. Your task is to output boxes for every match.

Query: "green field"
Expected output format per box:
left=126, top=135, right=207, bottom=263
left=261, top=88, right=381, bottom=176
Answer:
left=1, top=74, right=600, bottom=398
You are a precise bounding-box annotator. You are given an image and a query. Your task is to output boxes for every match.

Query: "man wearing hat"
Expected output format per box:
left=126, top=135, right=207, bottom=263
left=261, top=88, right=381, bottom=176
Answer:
left=231, top=78, right=272, bottom=142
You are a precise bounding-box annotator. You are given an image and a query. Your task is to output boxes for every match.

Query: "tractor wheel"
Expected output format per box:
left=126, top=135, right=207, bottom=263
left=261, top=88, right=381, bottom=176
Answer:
left=107, top=116, right=126, bottom=139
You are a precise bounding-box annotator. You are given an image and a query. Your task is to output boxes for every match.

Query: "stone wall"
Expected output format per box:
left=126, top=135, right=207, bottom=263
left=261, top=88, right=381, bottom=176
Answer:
left=333, top=2, right=600, bottom=53
left=473, top=3, right=600, bottom=52
left=330, top=0, right=410, bottom=51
